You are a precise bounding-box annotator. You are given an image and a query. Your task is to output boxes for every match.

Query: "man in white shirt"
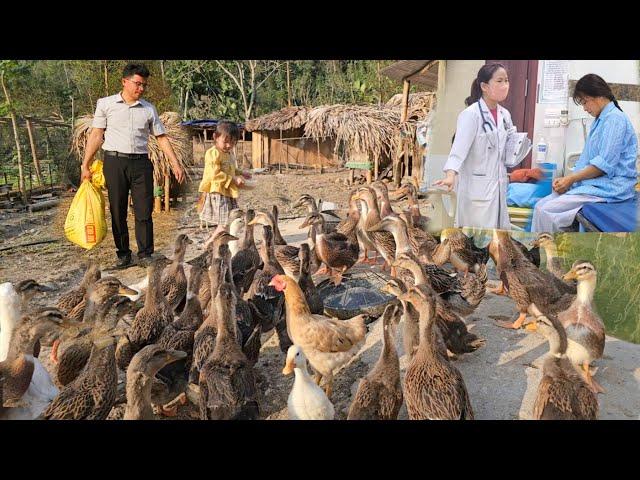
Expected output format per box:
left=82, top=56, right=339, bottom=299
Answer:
left=81, top=63, right=185, bottom=268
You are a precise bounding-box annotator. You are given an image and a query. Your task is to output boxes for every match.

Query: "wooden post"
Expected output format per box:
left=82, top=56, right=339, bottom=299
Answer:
left=317, top=138, right=322, bottom=174
left=48, top=164, right=53, bottom=189
left=374, top=155, right=379, bottom=181
left=1, top=73, right=27, bottom=205
left=394, top=78, right=411, bottom=188
left=25, top=119, right=43, bottom=186
left=281, top=129, right=288, bottom=171
left=286, top=61, right=292, bottom=107
left=153, top=177, right=161, bottom=213
left=164, top=173, right=170, bottom=212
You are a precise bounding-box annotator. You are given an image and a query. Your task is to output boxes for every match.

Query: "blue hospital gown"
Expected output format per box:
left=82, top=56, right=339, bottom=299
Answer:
left=567, top=101, right=637, bottom=202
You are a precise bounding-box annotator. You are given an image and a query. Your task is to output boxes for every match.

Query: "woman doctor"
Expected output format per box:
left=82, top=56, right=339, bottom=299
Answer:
left=434, top=63, right=519, bottom=229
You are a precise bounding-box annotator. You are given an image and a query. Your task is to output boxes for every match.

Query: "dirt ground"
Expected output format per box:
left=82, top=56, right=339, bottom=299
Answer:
left=1, top=170, right=639, bottom=420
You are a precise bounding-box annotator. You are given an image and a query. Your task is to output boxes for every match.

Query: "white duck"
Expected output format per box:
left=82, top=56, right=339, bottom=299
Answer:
left=282, top=345, right=335, bottom=420
left=228, top=217, right=245, bottom=258
left=0, top=282, right=60, bottom=419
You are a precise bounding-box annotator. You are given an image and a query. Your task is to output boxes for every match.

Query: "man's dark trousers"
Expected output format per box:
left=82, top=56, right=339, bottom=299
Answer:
left=103, top=151, right=154, bottom=260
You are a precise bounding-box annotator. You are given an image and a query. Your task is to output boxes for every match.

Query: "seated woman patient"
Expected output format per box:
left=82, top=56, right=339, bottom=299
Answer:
left=532, top=74, right=638, bottom=232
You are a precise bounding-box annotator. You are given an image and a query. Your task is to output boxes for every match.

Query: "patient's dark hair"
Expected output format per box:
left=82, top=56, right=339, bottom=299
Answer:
left=572, top=74, right=622, bottom=111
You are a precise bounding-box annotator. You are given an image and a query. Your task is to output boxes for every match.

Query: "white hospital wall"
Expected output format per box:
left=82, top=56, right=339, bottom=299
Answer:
left=531, top=60, right=640, bottom=176
left=424, top=60, right=485, bottom=186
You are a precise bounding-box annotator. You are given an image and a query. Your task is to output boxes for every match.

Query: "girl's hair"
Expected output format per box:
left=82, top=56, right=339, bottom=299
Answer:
left=572, top=74, right=622, bottom=111
left=465, top=63, right=507, bottom=107
left=215, top=120, right=241, bottom=141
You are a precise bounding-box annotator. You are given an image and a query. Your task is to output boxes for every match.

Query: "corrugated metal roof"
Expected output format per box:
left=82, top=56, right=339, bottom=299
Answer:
left=181, top=119, right=245, bottom=130
left=381, top=60, right=439, bottom=89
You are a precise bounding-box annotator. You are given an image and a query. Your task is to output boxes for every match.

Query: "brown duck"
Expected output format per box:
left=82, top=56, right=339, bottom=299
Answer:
left=347, top=303, right=403, bottom=420
left=401, top=285, right=474, bottom=420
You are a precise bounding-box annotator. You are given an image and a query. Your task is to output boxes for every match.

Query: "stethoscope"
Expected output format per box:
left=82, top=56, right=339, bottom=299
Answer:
left=478, top=101, right=499, bottom=149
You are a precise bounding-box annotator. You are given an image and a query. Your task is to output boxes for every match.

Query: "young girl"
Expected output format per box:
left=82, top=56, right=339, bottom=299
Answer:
left=434, top=63, right=517, bottom=229
left=197, top=121, right=251, bottom=228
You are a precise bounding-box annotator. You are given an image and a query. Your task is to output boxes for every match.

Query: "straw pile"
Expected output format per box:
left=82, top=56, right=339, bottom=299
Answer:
left=304, top=104, right=401, bottom=159
left=244, top=106, right=309, bottom=132
left=70, top=112, right=192, bottom=183
left=386, top=91, right=436, bottom=121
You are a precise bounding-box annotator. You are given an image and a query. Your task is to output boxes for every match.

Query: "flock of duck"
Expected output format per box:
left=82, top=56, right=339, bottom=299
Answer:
left=0, top=180, right=605, bottom=420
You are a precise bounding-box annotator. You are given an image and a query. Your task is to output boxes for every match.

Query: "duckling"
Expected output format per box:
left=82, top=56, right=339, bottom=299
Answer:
left=40, top=322, right=124, bottom=420
left=228, top=216, right=245, bottom=258
left=401, top=285, right=474, bottom=420
left=299, top=212, right=358, bottom=286
left=491, top=229, right=576, bottom=330
left=231, top=208, right=262, bottom=296
left=248, top=209, right=300, bottom=279
left=531, top=314, right=598, bottom=420
left=391, top=255, right=485, bottom=356
left=0, top=308, right=72, bottom=420
left=54, top=277, right=138, bottom=386
left=335, top=190, right=360, bottom=245
left=245, top=226, right=290, bottom=352
left=403, top=181, right=432, bottom=232
left=381, top=278, right=448, bottom=360
left=555, top=260, right=606, bottom=394
left=161, top=234, right=193, bottom=313
left=55, top=261, right=102, bottom=316
left=199, top=228, right=239, bottom=315
left=283, top=345, right=335, bottom=420
left=220, top=243, right=262, bottom=366
left=347, top=304, right=403, bottom=420
left=368, top=215, right=448, bottom=267
left=199, top=283, right=260, bottom=420
left=190, top=257, right=226, bottom=385
left=14, top=279, right=54, bottom=313
left=269, top=274, right=367, bottom=398
left=0, top=282, right=23, bottom=362
left=156, top=266, right=205, bottom=389
left=298, top=243, right=323, bottom=315
left=128, top=259, right=174, bottom=357
left=531, top=233, right=573, bottom=286
left=353, top=186, right=378, bottom=264
left=393, top=253, right=487, bottom=317
left=370, top=181, right=396, bottom=219
left=124, top=345, right=187, bottom=420
left=440, top=228, right=489, bottom=276
left=292, top=194, right=341, bottom=229
left=356, top=187, right=396, bottom=271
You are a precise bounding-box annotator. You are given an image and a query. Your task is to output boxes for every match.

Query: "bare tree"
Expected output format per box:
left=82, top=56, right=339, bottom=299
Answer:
left=214, top=60, right=282, bottom=120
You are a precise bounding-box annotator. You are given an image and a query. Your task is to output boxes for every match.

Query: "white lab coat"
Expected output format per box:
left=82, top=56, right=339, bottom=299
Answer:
left=443, top=98, right=514, bottom=229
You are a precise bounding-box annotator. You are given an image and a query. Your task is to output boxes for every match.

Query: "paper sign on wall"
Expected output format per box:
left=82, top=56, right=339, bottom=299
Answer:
left=540, top=60, right=569, bottom=104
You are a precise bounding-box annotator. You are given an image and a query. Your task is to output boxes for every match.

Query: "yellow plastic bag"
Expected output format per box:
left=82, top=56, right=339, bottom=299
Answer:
left=64, top=180, right=107, bottom=250
left=90, top=159, right=105, bottom=190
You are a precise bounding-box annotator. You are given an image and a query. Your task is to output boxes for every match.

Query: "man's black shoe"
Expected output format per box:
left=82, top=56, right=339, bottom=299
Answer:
left=114, top=255, right=132, bottom=269
left=137, top=254, right=154, bottom=268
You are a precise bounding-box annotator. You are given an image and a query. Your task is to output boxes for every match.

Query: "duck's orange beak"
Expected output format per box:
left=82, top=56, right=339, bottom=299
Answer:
left=282, top=358, right=295, bottom=375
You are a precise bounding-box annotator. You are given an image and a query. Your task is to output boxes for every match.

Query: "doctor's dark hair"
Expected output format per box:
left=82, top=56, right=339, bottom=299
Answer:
left=465, top=63, right=507, bottom=107
left=572, top=74, right=622, bottom=111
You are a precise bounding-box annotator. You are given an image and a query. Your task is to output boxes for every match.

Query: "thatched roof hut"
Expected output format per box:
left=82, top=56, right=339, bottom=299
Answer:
left=71, top=111, right=193, bottom=184
left=243, top=94, right=436, bottom=174
left=244, top=106, right=309, bottom=133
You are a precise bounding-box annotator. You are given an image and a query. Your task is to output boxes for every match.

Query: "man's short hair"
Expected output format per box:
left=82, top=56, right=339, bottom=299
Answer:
left=122, top=63, right=150, bottom=79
